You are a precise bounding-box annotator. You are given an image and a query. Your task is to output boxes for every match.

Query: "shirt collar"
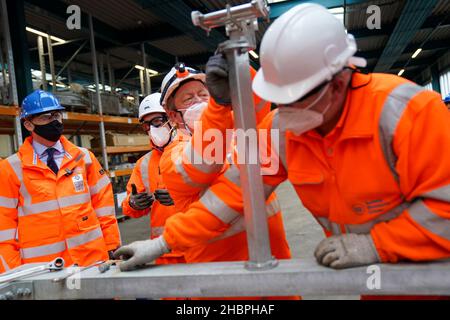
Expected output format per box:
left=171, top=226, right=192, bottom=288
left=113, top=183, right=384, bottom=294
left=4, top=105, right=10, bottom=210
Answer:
left=32, top=139, right=64, bottom=157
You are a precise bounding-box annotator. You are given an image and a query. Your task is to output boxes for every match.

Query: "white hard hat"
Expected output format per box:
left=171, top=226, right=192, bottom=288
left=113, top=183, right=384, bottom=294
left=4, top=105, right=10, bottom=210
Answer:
left=253, top=3, right=366, bottom=104
left=160, top=63, right=205, bottom=107
left=138, top=92, right=165, bottom=121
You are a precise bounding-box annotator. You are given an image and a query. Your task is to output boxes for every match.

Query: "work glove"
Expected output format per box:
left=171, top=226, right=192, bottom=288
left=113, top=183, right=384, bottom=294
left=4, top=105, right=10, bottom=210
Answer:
left=113, top=236, right=171, bottom=271
left=205, top=54, right=231, bottom=106
left=314, top=234, right=381, bottom=269
left=154, top=189, right=174, bottom=206
left=129, top=183, right=154, bottom=210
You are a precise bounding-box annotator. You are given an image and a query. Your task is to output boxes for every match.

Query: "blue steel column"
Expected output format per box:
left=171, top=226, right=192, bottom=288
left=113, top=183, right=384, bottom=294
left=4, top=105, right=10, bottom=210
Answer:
left=431, top=64, right=441, bottom=94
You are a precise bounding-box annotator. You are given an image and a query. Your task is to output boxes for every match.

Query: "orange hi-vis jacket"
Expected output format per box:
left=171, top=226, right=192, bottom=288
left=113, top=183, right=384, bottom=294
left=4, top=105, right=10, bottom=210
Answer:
left=259, top=72, right=450, bottom=263
left=0, top=136, right=121, bottom=273
left=122, top=148, right=185, bottom=264
left=158, top=78, right=291, bottom=264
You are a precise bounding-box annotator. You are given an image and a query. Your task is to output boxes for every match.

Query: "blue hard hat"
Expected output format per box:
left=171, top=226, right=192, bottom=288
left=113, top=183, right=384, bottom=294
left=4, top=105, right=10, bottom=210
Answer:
left=20, top=90, right=65, bottom=119
left=444, top=93, right=450, bottom=104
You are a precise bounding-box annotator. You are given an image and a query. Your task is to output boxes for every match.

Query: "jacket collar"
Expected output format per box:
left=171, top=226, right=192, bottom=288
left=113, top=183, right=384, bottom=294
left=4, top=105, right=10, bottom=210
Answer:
left=19, top=136, right=82, bottom=169
left=292, top=72, right=375, bottom=144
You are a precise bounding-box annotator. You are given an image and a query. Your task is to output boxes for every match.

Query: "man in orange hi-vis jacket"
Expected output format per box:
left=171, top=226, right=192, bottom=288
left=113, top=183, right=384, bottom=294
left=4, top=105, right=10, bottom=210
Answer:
left=113, top=63, right=296, bottom=299
left=198, top=3, right=450, bottom=276
left=0, top=90, right=121, bottom=273
left=121, top=92, right=185, bottom=266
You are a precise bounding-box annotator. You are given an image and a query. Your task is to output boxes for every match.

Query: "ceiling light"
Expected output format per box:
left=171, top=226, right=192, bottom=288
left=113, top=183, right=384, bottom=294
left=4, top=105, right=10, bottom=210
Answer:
left=26, top=27, right=66, bottom=44
left=135, top=65, right=158, bottom=75
left=411, top=48, right=422, bottom=59
left=398, top=69, right=405, bottom=76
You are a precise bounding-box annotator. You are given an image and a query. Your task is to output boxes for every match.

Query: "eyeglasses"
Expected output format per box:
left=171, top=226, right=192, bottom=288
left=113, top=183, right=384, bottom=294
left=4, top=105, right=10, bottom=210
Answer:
left=30, top=111, right=63, bottom=125
left=295, top=81, right=330, bottom=104
left=141, top=116, right=169, bottom=132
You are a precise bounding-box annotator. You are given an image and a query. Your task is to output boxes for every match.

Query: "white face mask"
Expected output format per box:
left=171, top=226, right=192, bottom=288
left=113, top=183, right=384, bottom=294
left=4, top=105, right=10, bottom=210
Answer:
left=149, top=123, right=172, bottom=148
left=278, top=83, right=332, bottom=136
left=180, top=101, right=208, bottom=133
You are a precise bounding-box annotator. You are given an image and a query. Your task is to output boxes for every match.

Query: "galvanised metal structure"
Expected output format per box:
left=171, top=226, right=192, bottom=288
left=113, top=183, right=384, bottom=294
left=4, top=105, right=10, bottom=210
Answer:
left=0, top=259, right=450, bottom=299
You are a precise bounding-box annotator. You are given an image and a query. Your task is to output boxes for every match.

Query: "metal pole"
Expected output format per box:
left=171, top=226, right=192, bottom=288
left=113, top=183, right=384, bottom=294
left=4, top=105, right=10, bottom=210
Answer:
left=223, top=40, right=275, bottom=270
left=192, top=0, right=275, bottom=270
left=1, top=0, right=22, bottom=146
left=37, top=36, right=47, bottom=90
left=99, top=53, right=105, bottom=92
left=139, top=69, right=145, bottom=96
left=46, top=33, right=56, bottom=93
left=106, top=52, right=114, bottom=92
left=88, top=14, right=108, bottom=170
left=141, top=43, right=150, bottom=95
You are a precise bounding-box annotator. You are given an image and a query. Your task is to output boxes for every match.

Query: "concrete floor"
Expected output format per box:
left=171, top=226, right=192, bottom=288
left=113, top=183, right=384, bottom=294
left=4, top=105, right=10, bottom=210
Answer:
left=118, top=181, right=358, bottom=299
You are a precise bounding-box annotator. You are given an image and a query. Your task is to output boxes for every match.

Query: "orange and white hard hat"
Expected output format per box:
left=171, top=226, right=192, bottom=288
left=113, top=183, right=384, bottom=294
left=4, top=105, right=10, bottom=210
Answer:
left=159, top=63, right=205, bottom=107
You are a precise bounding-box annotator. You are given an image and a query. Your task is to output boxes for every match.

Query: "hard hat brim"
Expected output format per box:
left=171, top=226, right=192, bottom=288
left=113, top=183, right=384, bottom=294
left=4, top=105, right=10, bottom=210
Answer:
left=253, top=68, right=325, bottom=105
left=20, top=105, right=66, bottom=119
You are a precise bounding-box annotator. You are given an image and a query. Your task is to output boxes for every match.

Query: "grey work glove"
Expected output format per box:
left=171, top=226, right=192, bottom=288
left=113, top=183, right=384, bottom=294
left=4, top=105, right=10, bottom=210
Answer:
left=154, top=189, right=174, bottom=206
left=129, top=183, right=154, bottom=210
left=113, top=236, right=171, bottom=271
left=205, top=54, right=231, bottom=106
left=314, top=234, right=381, bottom=269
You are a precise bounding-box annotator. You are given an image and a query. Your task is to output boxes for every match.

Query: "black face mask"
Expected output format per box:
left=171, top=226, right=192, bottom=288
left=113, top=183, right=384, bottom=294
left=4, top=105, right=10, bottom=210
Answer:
left=32, top=120, right=64, bottom=142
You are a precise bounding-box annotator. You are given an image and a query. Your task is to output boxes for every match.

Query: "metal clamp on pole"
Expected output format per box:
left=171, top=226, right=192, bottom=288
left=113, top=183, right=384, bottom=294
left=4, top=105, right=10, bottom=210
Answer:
left=192, top=0, right=276, bottom=271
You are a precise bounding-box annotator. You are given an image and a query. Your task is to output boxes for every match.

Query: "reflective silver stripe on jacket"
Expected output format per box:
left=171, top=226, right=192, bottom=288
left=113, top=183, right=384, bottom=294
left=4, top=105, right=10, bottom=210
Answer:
left=18, top=193, right=91, bottom=217
left=209, top=197, right=281, bottom=243
left=7, top=154, right=32, bottom=206
left=199, top=189, right=242, bottom=225
left=378, top=83, right=424, bottom=182
left=0, top=255, right=11, bottom=271
left=421, top=184, right=450, bottom=203
left=66, top=226, right=103, bottom=249
left=270, top=111, right=288, bottom=170
left=20, top=226, right=104, bottom=259
left=95, top=206, right=116, bottom=217
left=223, top=163, right=241, bottom=187
left=317, top=201, right=411, bottom=235
left=0, top=228, right=17, bottom=242
left=79, top=147, right=92, bottom=167
left=183, top=141, right=224, bottom=174
left=408, top=199, right=450, bottom=241
left=90, top=175, right=111, bottom=195
left=223, top=160, right=276, bottom=200
left=174, top=157, right=209, bottom=189
left=21, top=241, right=66, bottom=259
left=140, top=152, right=152, bottom=194
left=0, top=196, right=18, bottom=209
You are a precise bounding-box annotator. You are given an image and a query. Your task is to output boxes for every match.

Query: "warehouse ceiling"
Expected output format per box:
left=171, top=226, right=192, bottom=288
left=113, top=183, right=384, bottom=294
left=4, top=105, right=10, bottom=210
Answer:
left=22, top=0, right=450, bottom=92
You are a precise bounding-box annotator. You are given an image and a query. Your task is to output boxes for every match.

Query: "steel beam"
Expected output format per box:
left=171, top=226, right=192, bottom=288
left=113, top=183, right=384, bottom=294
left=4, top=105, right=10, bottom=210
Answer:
left=46, top=32, right=57, bottom=93
left=88, top=14, right=108, bottom=171
left=374, top=0, right=439, bottom=72
left=1, top=259, right=450, bottom=299
left=37, top=36, right=47, bottom=90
